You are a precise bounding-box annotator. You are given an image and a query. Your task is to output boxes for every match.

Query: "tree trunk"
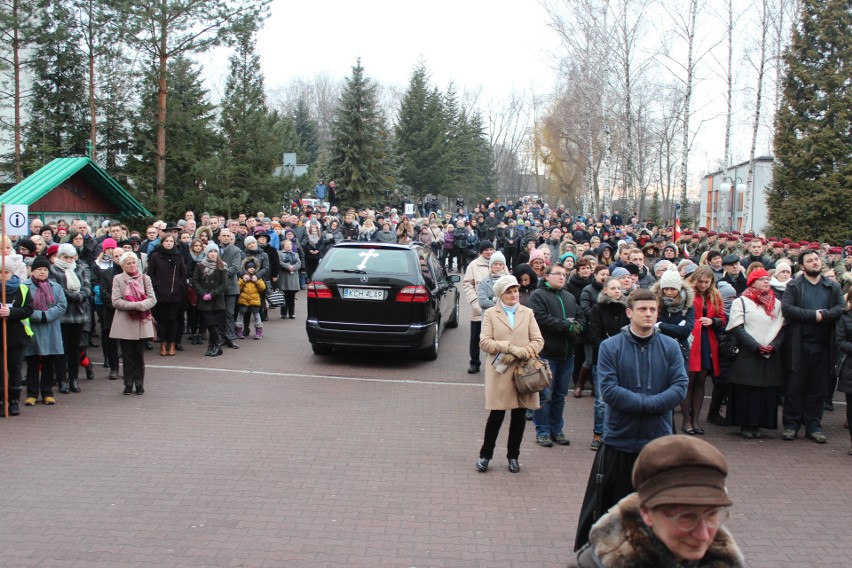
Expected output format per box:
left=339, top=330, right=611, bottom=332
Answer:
left=679, top=0, right=698, bottom=202
left=743, top=0, right=769, bottom=233
left=723, top=0, right=733, bottom=168
left=13, top=0, right=22, bottom=182
left=156, top=22, right=169, bottom=217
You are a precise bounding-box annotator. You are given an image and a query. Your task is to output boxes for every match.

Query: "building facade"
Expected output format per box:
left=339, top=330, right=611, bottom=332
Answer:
left=700, top=156, right=773, bottom=234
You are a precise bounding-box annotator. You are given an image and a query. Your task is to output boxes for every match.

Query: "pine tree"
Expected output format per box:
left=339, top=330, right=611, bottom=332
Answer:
left=451, top=110, right=494, bottom=202
left=292, top=96, right=319, bottom=165
left=328, top=59, right=395, bottom=209
left=649, top=191, right=662, bottom=227
left=206, top=24, right=282, bottom=218
left=768, top=0, right=851, bottom=242
left=22, top=1, right=88, bottom=173
left=395, top=65, right=449, bottom=201
left=125, top=56, right=218, bottom=219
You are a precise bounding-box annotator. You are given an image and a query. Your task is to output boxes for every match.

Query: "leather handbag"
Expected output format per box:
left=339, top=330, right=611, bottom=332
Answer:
left=513, top=357, right=553, bottom=396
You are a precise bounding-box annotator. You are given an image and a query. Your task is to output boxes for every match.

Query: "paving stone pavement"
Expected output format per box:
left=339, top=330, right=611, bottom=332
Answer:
left=1, top=295, right=851, bottom=567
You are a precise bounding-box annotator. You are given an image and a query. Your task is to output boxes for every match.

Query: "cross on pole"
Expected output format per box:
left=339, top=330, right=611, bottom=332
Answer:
left=356, top=249, right=380, bottom=270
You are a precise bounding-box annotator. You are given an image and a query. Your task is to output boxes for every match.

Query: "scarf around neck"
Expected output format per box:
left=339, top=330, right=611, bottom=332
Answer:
left=200, top=257, right=219, bottom=277
left=123, top=272, right=152, bottom=322
left=54, top=258, right=81, bottom=291
left=32, top=277, right=55, bottom=312
left=743, top=286, right=777, bottom=318
left=4, top=274, right=21, bottom=298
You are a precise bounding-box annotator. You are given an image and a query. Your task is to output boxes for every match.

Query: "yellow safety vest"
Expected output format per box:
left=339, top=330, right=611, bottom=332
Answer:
left=17, top=284, right=34, bottom=338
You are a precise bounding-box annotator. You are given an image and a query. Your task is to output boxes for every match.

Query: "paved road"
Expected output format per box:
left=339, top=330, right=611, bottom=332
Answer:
left=1, top=294, right=850, bottom=567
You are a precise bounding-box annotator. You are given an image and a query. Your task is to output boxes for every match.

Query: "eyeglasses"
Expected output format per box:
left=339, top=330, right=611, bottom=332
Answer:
left=661, top=507, right=729, bottom=531
left=549, top=272, right=567, bottom=278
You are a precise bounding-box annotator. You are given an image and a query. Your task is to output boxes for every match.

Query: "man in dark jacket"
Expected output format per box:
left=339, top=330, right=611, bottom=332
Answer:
left=529, top=264, right=583, bottom=447
left=574, top=288, right=688, bottom=551
left=740, top=238, right=776, bottom=271
left=721, top=255, right=747, bottom=296
left=781, top=250, right=844, bottom=443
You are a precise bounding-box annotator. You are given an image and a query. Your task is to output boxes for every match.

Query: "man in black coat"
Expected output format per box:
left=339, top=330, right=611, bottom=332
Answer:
left=781, top=250, right=844, bottom=443
left=721, top=255, right=747, bottom=296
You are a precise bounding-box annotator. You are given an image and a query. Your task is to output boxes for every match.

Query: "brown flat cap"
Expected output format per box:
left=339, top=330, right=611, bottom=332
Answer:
left=632, top=435, right=732, bottom=509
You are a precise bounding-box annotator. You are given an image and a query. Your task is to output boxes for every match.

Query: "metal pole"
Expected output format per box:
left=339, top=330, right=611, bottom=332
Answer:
left=1, top=202, right=7, bottom=419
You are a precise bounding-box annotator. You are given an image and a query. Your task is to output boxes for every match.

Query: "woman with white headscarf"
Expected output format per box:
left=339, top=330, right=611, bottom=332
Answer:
left=49, top=243, right=91, bottom=394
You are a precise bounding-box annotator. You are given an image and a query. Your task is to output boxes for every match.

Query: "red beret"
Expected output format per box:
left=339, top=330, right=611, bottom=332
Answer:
left=699, top=227, right=708, bottom=232
left=708, top=231, right=717, bottom=236
left=789, top=243, right=801, bottom=249
left=747, top=268, right=770, bottom=287
left=46, top=244, right=60, bottom=257
left=732, top=231, right=741, bottom=236
left=772, top=242, right=785, bottom=248
left=727, top=235, right=737, bottom=241
left=829, top=247, right=842, bottom=254
left=781, top=238, right=791, bottom=244
left=808, top=243, right=820, bottom=250
left=719, top=233, right=729, bottom=238
left=743, top=236, right=753, bottom=243
left=798, top=240, right=809, bottom=246
left=768, top=237, right=777, bottom=242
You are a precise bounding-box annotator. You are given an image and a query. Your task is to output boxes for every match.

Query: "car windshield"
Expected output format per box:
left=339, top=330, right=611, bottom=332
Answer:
left=322, top=248, right=415, bottom=275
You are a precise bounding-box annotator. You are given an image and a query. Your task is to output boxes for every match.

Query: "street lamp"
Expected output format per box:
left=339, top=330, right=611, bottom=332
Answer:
left=718, top=176, right=746, bottom=232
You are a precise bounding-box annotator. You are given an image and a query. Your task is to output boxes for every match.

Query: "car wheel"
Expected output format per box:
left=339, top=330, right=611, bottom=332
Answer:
left=446, top=293, right=459, bottom=328
left=311, top=343, right=333, bottom=355
left=420, top=321, right=440, bottom=361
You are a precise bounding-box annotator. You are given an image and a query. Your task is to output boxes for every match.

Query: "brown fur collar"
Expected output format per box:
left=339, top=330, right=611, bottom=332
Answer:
left=583, top=494, right=746, bottom=568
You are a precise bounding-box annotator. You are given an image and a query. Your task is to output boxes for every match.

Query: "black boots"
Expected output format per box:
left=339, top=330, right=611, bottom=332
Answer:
left=205, top=339, right=214, bottom=357
left=205, top=339, right=223, bottom=357
left=58, top=381, right=70, bottom=394
left=707, top=384, right=727, bottom=426
left=69, top=379, right=81, bottom=393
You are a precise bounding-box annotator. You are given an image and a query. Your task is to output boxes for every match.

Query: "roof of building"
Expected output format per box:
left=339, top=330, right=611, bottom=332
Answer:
left=0, top=156, right=151, bottom=217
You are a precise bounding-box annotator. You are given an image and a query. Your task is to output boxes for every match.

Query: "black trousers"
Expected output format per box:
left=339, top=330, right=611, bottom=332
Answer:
left=574, top=444, right=639, bottom=551
left=26, top=354, right=61, bottom=398
left=783, top=342, right=830, bottom=435
left=200, top=310, right=224, bottom=344
left=479, top=409, right=527, bottom=460
left=4, top=346, right=25, bottom=402
left=58, top=323, right=84, bottom=382
left=101, top=308, right=119, bottom=370
left=120, top=339, right=146, bottom=388
left=281, top=291, right=297, bottom=317
left=469, top=320, right=482, bottom=368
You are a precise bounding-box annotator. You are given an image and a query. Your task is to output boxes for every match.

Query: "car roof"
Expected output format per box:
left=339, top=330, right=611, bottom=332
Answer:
left=331, top=242, right=423, bottom=252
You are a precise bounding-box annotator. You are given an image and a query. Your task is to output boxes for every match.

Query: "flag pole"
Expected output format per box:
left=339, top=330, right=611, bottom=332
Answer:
left=1, top=202, right=8, bottom=419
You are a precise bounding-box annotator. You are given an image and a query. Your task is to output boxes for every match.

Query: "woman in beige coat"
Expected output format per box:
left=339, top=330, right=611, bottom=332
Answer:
left=111, top=251, right=157, bottom=395
left=477, top=274, right=544, bottom=473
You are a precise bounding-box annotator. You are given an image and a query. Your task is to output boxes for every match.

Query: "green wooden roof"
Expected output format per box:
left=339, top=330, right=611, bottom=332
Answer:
left=0, top=156, right=152, bottom=217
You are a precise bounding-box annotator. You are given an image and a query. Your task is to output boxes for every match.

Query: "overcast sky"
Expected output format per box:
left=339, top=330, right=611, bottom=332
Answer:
left=203, top=0, right=559, bottom=101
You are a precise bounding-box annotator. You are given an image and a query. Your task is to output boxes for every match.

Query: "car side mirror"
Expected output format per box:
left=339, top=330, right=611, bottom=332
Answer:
left=448, top=274, right=461, bottom=284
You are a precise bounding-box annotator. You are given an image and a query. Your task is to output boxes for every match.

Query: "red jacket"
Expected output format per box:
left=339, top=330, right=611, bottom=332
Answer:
left=688, top=293, right=726, bottom=376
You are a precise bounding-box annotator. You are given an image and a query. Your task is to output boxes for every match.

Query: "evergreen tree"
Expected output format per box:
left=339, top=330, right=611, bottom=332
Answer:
left=205, top=24, right=282, bottom=218
left=768, top=0, right=851, bottom=242
left=395, top=65, right=449, bottom=201
left=328, top=59, right=395, bottom=209
left=649, top=191, right=662, bottom=227
left=292, top=96, right=319, bottom=165
left=22, top=1, right=88, bottom=173
left=450, top=109, right=494, bottom=202
left=125, top=56, right=218, bottom=219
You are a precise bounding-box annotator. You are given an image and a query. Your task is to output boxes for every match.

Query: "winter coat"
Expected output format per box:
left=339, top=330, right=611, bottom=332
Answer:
left=726, top=295, right=785, bottom=388
left=91, top=260, right=121, bottom=310
left=396, top=221, right=414, bottom=244
left=479, top=303, right=544, bottom=410
left=24, top=279, right=66, bottom=356
left=588, top=291, right=629, bottom=364
left=567, top=493, right=746, bottom=568
left=836, top=310, right=852, bottom=392
left=146, top=246, right=187, bottom=304
left=374, top=230, right=397, bottom=244
left=652, top=282, right=696, bottom=364
left=782, top=274, right=844, bottom=373
left=597, top=327, right=688, bottom=453
left=476, top=271, right=509, bottom=311
left=243, top=247, right=270, bottom=280
left=2, top=282, right=34, bottom=349
left=49, top=262, right=91, bottom=325
left=260, top=242, right=280, bottom=284
left=110, top=272, right=157, bottom=341
left=191, top=264, right=228, bottom=312
left=442, top=229, right=455, bottom=250
left=341, top=221, right=360, bottom=241
left=277, top=250, right=301, bottom=291
left=219, top=244, right=242, bottom=295
left=689, top=293, right=726, bottom=376
left=321, top=229, right=343, bottom=254
left=453, top=227, right=468, bottom=250
left=565, top=274, right=592, bottom=306
left=528, top=281, right=582, bottom=360
left=579, top=281, right=603, bottom=323
left=238, top=258, right=267, bottom=307
left=462, top=255, right=493, bottom=322
left=301, top=233, right=326, bottom=259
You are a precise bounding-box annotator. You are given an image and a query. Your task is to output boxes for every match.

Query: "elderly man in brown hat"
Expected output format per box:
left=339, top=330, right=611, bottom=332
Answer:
left=567, top=435, right=745, bottom=567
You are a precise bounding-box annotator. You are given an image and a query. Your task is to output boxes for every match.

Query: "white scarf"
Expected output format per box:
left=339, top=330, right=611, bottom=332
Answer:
left=54, top=258, right=81, bottom=291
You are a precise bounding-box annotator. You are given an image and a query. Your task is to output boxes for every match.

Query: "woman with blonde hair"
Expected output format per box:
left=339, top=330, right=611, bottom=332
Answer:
left=476, top=275, right=544, bottom=473
left=683, top=266, right=726, bottom=435
left=111, top=251, right=157, bottom=395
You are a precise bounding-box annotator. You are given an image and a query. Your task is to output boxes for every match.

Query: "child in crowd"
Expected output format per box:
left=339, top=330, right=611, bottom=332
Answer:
left=191, top=243, right=227, bottom=357
left=237, top=257, right=266, bottom=339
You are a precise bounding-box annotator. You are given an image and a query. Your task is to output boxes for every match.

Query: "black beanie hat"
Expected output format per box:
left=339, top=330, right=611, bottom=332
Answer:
left=32, top=255, right=52, bottom=271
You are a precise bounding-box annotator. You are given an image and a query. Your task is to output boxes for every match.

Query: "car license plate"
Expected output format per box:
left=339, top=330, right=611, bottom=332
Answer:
left=342, top=288, right=385, bottom=300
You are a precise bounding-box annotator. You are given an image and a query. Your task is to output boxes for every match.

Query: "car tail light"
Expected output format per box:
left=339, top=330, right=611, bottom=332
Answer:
left=307, top=281, right=332, bottom=299
left=396, top=285, right=429, bottom=303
